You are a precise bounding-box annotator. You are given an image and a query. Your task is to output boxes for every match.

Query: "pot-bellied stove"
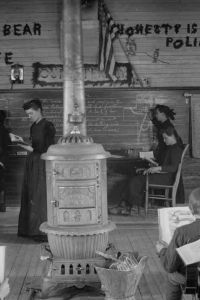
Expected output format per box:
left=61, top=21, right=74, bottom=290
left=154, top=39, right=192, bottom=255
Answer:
left=40, top=105, right=116, bottom=293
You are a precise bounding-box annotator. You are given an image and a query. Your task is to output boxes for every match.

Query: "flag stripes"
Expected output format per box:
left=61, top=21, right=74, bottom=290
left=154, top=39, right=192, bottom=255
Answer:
left=98, top=0, right=119, bottom=81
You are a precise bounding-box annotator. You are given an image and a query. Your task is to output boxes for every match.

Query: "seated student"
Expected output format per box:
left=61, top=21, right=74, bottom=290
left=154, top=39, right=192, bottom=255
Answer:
left=126, top=126, right=183, bottom=211
left=156, top=188, right=200, bottom=300
left=149, top=105, right=185, bottom=204
left=149, top=104, right=183, bottom=164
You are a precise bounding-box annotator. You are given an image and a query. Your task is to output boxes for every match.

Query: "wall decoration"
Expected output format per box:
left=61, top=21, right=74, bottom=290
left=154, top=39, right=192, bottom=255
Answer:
left=0, top=51, right=13, bottom=65
left=98, top=0, right=143, bottom=86
left=2, top=23, right=41, bottom=37
left=32, top=62, right=133, bottom=87
left=152, top=49, right=159, bottom=63
left=10, top=63, right=24, bottom=84
left=98, top=2, right=199, bottom=50
left=125, top=36, right=137, bottom=56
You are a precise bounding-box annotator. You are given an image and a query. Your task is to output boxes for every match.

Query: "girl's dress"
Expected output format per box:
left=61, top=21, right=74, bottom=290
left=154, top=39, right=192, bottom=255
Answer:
left=18, top=118, right=55, bottom=238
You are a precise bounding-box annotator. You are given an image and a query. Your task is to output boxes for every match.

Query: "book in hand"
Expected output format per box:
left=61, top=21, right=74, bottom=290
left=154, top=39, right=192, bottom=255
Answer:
left=176, top=239, right=200, bottom=266
left=9, top=133, right=29, bottom=145
left=139, top=151, right=158, bottom=166
left=158, top=206, right=195, bottom=245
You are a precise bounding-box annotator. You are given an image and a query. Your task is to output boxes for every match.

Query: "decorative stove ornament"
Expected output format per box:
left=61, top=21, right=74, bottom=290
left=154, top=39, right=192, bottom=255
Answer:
left=59, top=103, right=93, bottom=144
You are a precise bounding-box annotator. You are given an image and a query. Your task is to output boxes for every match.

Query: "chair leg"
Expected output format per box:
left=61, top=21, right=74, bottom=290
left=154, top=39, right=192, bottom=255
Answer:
left=172, top=191, right=176, bottom=207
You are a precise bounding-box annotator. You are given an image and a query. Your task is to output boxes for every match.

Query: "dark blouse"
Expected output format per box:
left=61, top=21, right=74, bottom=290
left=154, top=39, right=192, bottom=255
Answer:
left=30, top=118, right=56, bottom=154
left=161, top=143, right=183, bottom=173
left=0, top=123, right=11, bottom=166
left=152, top=118, right=183, bottom=164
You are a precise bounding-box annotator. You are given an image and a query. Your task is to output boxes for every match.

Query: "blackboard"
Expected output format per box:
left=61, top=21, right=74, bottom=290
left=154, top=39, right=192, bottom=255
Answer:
left=0, top=88, right=189, bottom=151
left=1, top=88, right=189, bottom=207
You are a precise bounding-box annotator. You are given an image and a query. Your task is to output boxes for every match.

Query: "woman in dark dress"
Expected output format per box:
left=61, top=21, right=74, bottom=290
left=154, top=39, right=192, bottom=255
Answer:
left=18, top=99, right=56, bottom=240
left=127, top=126, right=184, bottom=210
left=149, top=105, right=185, bottom=204
left=150, top=104, right=183, bottom=164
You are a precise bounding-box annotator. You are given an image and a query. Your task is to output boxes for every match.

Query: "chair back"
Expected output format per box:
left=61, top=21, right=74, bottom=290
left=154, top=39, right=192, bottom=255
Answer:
left=172, top=144, right=189, bottom=197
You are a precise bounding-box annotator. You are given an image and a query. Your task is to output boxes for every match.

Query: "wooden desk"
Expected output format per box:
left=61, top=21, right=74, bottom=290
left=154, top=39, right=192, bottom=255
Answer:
left=107, top=154, right=148, bottom=206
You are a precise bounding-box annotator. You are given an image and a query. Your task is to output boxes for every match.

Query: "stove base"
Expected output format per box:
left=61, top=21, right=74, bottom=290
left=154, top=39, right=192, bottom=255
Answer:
left=41, top=257, right=105, bottom=296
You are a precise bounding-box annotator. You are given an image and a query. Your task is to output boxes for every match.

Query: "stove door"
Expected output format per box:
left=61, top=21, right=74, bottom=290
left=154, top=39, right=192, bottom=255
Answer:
left=53, top=180, right=99, bottom=225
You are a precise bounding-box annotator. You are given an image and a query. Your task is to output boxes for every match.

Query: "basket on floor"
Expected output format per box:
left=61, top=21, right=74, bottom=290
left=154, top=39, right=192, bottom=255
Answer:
left=95, top=256, right=148, bottom=300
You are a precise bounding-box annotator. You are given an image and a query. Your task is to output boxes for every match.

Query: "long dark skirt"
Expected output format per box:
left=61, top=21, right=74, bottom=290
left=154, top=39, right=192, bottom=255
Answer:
left=18, top=152, right=47, bottom=237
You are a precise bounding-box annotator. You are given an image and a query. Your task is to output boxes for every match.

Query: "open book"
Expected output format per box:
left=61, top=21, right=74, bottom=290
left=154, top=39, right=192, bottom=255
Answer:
left=176, top=239, right=200, bottom=266
left=9, top=133, right=29, bottom=145
left=139, top=151, right=158, bottom=166
left=158, top=207, right=196, bottom=245
left=139, top=151, right=154, bottom=160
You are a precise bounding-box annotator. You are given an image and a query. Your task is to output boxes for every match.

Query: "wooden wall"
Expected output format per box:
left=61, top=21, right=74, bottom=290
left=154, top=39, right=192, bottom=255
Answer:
left=0, top=0, right=200, bottom=88
left=109, top=0, right=200, bottom=87
left=0, top=0, right=99, bottom=89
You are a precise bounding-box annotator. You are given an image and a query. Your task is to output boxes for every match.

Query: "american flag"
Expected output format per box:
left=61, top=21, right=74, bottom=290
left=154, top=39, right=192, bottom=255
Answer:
left=98, top=0, right=119, bottom=81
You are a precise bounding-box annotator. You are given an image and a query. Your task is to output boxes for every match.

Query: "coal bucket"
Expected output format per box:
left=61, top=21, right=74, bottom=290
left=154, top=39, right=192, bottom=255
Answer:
left=95, top=256, right=148, bottom=300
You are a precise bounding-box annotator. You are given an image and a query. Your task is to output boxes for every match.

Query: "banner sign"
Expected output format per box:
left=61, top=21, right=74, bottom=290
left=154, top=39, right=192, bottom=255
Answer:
left=32, top=62, right=133, bottom=87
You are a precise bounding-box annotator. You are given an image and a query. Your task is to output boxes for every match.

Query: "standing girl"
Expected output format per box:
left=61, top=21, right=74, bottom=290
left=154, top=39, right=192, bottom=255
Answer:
left=18, top=99, right=56, bottom=240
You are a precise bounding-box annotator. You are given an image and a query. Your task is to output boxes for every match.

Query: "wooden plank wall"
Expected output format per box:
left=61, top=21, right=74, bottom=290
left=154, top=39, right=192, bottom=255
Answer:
left=0, top=0, right=200, bottom=89
left=0, top=0, right=99, bottom=90
left=108, top=0, right=200, bottom=87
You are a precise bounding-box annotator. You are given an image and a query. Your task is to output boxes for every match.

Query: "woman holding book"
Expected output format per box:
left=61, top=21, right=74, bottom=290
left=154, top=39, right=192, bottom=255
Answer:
left=127, top=126, right=184, bottom=211
left=18, top=99, right=56, bottom=241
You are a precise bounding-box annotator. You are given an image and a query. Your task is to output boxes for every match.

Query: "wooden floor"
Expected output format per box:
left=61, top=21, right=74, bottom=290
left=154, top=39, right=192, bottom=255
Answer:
left=0, top=208, right=195, bottom=300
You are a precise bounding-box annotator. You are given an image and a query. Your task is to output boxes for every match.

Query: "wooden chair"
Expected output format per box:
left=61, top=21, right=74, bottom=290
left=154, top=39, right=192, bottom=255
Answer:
left=182, top=263, right=200, bottom=297
left=145, top=144, right=189, bottom=215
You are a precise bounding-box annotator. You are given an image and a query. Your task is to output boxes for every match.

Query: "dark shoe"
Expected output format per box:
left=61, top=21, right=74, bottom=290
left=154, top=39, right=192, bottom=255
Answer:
left=120, top=207, right=131, bottom=215
left=33, top=235, right=48, bottom=243
left=109, top=206, right=121, bottom=215
left=109, top=206, right=131, bottom=215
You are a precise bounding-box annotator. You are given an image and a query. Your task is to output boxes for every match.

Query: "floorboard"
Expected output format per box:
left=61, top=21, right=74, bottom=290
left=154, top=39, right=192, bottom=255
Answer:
left=0, top=208, right=196, bottom=300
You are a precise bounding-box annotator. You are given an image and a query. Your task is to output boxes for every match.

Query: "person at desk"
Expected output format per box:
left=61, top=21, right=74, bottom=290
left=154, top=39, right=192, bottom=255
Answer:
left=156, top=189, right=200, bottom=300
left=18, top=99, right=56, bottom=241
left=128, top=126, right=183, bottom=211
left=149, top=104, right=183, bottom=164
left=150, top=105, right=185, bottom=204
